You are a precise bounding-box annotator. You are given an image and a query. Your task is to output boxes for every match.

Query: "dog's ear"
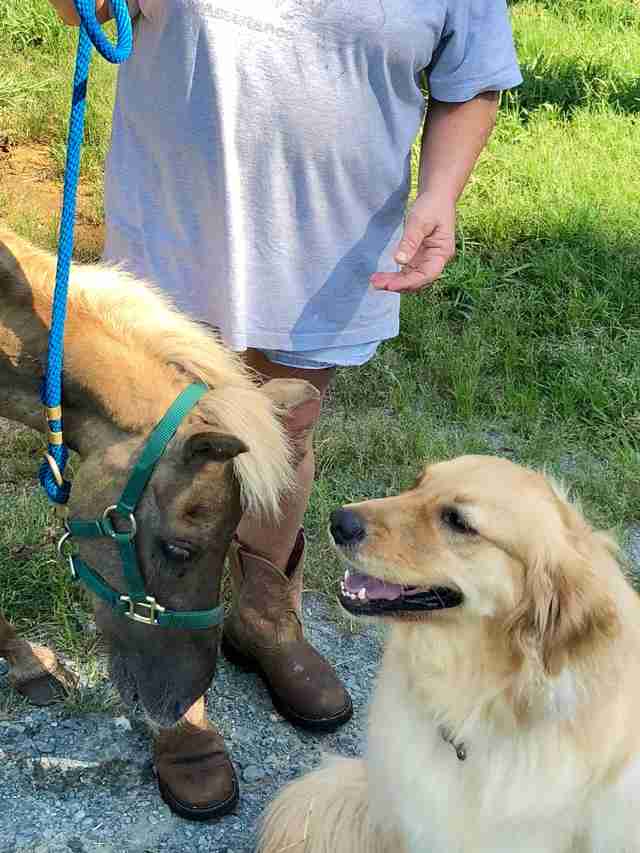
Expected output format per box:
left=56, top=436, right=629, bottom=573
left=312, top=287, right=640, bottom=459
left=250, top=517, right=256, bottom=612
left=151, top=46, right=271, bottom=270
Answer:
left=506, top=536, right=619, bottom=677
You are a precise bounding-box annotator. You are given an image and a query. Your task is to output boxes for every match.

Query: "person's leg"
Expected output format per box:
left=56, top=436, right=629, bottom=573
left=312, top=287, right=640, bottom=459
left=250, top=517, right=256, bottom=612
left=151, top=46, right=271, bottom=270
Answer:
left=223, top=348, right=352, bottom=731
left=154, top=694, right=239, bottom=821
left=236, top=348, right=334, bottom=570
left=155, top=349, right=344, bottom=820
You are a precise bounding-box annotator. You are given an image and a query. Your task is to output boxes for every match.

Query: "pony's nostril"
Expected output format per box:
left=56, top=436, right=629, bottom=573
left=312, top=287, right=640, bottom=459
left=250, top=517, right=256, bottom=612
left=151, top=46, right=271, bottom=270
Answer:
left=330, top=509, right=366, bottom=546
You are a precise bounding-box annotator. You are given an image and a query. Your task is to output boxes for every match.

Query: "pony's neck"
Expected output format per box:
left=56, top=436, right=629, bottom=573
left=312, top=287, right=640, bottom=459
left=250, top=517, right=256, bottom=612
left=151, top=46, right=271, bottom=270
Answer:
left=0, top=229, right=187, bottom=445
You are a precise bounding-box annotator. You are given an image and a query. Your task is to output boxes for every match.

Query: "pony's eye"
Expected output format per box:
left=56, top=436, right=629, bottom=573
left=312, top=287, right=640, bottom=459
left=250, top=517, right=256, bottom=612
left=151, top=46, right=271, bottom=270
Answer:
left=441, top=508, right=477, bottom=536
left=161, top=541, right=193, bottom=562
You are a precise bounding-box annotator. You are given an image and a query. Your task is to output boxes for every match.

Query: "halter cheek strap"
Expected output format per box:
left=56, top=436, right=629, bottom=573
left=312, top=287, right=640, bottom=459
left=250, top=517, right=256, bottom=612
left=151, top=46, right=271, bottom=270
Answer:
left=59, top=383, right=224, bottom=629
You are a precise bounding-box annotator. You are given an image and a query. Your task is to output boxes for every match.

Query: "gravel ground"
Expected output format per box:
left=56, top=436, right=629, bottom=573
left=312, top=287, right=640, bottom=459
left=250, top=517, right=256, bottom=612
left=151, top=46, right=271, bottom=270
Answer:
left=0, top=594, right=382, bottom=853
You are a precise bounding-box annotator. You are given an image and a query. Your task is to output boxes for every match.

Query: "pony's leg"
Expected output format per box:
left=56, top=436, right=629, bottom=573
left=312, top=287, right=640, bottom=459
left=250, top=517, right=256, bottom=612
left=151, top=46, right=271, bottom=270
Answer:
left=0, top=611, right=76, bottom=705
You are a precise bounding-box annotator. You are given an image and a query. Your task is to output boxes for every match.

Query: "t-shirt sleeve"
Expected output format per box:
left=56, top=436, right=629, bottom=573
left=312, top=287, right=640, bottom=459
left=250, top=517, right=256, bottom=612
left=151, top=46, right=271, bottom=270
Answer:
left=427, top=0, right=522, bottom=102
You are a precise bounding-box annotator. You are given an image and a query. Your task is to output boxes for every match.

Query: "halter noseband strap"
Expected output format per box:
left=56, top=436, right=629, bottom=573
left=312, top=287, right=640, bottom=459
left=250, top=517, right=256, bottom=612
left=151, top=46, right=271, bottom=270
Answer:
left=59, top=383, right=224, bottom=629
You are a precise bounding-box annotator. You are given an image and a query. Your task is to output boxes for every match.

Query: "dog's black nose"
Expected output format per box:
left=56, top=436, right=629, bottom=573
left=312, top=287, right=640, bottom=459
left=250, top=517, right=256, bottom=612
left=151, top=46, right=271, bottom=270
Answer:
left=330, top=508, right=366, bottom=546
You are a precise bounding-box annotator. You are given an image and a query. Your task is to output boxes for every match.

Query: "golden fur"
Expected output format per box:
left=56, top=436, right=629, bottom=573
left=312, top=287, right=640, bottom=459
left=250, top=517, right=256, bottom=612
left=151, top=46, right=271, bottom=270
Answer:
left=0, top=227, right=291, bottom=517
left=259, top=456, right=640, bottom=853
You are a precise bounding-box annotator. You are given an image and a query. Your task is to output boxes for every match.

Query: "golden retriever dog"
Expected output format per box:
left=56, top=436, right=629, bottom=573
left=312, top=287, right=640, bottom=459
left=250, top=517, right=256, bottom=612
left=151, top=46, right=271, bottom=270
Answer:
left=258, top=455, right=640, bottom=853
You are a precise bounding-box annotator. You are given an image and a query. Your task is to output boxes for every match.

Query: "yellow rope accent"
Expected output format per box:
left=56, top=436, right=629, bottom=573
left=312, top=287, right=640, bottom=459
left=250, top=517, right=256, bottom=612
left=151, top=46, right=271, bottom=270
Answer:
left=45, top=405, right=63, bottom=421
left=47, top=431, right=64, bottom=446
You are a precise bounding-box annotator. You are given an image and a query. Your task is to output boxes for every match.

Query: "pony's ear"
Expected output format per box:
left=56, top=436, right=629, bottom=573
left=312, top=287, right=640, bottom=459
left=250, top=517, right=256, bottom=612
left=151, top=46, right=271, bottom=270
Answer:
left=182, top=426, right=248, bottom=466
left=506, top=537, right=619, bottom=677
left=261, top=379, right=321, bottom=464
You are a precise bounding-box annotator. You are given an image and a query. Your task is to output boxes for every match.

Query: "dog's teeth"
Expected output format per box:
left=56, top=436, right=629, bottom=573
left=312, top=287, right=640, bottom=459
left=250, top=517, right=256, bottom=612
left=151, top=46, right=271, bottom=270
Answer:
left=357, top=588, right=367, bottom=601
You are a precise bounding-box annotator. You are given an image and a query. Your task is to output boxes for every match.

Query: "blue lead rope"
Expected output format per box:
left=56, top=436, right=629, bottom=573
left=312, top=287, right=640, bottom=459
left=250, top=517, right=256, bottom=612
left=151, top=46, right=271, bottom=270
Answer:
left=40, top=0, right=133, bottom=504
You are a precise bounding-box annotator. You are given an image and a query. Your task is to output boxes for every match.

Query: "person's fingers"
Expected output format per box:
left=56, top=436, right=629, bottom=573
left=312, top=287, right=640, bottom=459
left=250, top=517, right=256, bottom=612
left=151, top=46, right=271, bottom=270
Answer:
left=393, top=212, right=435, bottom=265
left=370, top=253, right=448, bottom=292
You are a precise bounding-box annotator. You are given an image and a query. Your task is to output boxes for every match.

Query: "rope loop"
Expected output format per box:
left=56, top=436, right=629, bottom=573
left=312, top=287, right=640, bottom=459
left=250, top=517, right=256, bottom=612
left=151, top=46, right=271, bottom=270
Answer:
left=39, top=0, right=133, bottom=504
left=73, top=0, right=133, bottom=63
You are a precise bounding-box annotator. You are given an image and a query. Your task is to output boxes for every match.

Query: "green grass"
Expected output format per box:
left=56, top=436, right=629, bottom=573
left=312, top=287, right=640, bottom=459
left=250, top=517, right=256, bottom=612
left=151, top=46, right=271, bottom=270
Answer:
left=0, top=0, right=116, bottom=202
left=1, top=0, right=639, bottom=713
left=308, top=0, right=640, bottom=574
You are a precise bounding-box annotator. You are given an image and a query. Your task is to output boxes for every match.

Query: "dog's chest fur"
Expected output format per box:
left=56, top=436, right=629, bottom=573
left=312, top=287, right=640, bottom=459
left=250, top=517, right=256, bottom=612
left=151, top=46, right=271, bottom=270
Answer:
left=366, top=659, right=600, bottom=853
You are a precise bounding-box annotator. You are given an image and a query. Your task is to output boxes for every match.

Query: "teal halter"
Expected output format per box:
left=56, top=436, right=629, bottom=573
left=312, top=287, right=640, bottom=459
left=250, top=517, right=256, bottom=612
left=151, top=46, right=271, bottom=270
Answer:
left=58, top=383, right=224, bottom=629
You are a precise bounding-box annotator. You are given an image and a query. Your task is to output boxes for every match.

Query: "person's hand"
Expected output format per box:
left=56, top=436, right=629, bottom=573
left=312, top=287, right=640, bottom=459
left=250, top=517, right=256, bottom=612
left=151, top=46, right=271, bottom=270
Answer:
left=370, top=192, right=456, bottom=293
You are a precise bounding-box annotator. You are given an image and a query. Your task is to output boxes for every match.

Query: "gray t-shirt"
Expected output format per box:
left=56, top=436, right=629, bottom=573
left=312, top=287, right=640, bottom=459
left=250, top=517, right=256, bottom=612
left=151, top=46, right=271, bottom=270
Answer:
left=104, top=0, right=521, bottom=352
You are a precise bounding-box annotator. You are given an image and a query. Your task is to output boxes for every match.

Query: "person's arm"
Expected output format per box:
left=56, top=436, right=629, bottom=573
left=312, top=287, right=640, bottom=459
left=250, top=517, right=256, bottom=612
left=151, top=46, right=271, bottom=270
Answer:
left=418, top=92, right=498, bottom=210
left=48, top=0, right=112, bottom=25
left=370, top=92, right=498, bottom=293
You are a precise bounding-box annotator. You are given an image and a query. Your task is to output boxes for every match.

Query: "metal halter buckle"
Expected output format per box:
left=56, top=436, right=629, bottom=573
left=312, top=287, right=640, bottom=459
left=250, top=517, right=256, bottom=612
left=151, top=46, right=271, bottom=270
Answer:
left=120, top=595, right=166, bottom=626
left=57, top=530, right=77, bottom=580
left=102, top=505, right=137, bottom=541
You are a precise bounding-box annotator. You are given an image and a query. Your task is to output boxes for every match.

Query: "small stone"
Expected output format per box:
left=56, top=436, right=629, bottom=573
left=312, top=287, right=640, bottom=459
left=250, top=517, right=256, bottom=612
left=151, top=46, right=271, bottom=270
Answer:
left=0, top=657, right=9, bottom=677
left=1, top=723, right=25, bottom=736
left=113, top=716, right=132, bottom=731
left=269, top=713, right=283, bottom=723
left=74, top=809, right=86, bottom=823
left=242, top=764, right=265, bottom=783
left=627, top=524, right=640, bottom=569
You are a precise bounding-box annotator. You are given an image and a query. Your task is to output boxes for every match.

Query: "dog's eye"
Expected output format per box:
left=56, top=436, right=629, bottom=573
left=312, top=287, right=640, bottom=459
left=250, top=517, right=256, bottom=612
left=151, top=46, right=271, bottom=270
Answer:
left=161, top=541, right=193, bottom=562
left=441, top=508, right=477, bottom=535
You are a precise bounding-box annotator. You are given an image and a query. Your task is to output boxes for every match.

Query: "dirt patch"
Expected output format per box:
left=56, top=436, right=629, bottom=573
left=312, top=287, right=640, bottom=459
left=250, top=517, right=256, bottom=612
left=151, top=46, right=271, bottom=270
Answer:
left=0, top=140, right=104, bottom=261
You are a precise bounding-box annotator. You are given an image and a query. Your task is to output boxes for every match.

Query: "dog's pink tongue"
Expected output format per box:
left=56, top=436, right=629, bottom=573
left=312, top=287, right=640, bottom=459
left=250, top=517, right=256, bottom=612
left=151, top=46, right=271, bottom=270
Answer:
left=344, top=571, right=403, bottom=601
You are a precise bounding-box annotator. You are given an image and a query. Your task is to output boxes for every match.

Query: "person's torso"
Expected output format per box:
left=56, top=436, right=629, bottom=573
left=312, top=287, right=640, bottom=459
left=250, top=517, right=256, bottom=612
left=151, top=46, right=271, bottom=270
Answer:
left=105, top=0, right=446, bottom=342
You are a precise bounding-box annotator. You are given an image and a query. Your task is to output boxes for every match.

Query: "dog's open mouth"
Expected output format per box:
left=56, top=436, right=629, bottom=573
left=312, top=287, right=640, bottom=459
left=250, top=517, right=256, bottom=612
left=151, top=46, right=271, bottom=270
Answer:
left=339, top=570, right=463, bottom=617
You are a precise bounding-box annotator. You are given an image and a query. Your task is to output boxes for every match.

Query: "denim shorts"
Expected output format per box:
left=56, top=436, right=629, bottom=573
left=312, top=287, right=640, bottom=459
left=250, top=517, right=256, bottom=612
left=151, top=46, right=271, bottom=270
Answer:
left=260, top=340, right=380, bottom=370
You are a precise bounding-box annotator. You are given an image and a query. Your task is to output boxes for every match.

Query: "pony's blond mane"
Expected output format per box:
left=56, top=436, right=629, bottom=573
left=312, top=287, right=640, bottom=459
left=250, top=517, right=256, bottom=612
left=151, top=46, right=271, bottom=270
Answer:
left=1, top=229, right=292, bottom=519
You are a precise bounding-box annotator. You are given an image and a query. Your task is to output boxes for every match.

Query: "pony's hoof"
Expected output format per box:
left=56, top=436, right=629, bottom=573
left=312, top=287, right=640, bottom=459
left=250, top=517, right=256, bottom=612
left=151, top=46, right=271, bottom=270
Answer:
left=13, top=664, right=77, bottom=707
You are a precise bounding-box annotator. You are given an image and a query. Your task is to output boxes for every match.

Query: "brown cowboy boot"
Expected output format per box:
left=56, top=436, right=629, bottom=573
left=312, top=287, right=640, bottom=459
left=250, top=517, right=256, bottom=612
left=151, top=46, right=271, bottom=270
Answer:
left=153, top=697, right=239, bottom=821
left=221, top=530, right=353, bottom=731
